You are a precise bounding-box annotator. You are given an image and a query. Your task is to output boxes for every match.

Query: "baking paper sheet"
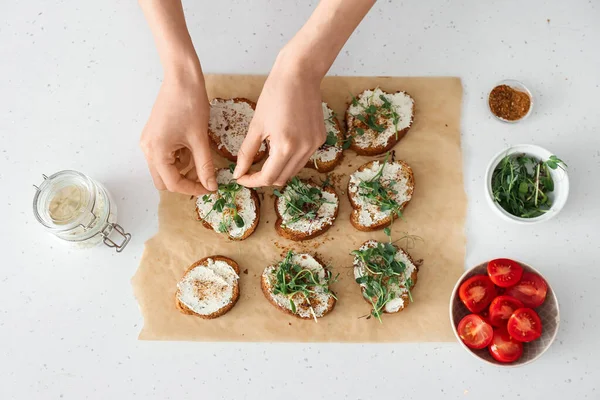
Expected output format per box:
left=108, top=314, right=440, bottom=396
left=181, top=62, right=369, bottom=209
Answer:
left=132, top=75, right=466, bottom=342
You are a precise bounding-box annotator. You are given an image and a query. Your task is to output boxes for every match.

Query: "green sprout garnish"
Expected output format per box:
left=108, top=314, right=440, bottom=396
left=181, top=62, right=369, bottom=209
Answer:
left=347, top=89, right=402, bottom=144
left=352, top=242, right=413, bottom=323
left=200, top=164, right=245, bottom=234
left=271, top=251, right=338, bottom=322
left=491, top=154, right=567, bottom=218
left=357, top=152, right=403, bottom=241
left=274, top=177, right=333, bottom=226
left=325, top=131, right=338, bottom=146
left=323, top=111, right=341, bottom=147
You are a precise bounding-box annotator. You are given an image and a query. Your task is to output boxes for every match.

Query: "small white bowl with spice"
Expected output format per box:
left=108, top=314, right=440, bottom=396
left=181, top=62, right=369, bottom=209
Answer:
left=488, top=80, right=533, bottom=123
left=484, top=144, right=569, bottom=224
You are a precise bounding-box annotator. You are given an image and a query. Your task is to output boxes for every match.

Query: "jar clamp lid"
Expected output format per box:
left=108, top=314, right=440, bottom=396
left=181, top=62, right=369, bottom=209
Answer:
left=33, top=171, right=131, bottom=252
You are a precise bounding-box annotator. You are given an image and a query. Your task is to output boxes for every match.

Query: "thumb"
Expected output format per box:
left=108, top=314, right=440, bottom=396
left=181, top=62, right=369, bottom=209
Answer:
left=233, top=120, right=263, bottom=179
left=188, top=134, right=217, bottom=191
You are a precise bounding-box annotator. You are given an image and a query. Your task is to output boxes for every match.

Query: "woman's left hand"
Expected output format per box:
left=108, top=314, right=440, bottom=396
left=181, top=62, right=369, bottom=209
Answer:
left=233, top=53, right=326, bottom=187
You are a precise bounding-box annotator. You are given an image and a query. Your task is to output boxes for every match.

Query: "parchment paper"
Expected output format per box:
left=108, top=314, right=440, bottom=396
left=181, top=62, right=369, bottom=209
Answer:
left=132, top=75, right=466, bottom=342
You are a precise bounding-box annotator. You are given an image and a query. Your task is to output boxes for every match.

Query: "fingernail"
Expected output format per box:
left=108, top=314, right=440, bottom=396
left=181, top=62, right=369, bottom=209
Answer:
left=207, top=177, right=218, bottom=191
left=232, top=168, right=241, bottom=179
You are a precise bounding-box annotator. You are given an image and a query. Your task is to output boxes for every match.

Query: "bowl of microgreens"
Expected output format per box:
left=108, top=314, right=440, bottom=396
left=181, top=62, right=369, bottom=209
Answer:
left=485, top=144, right=569, bottom=224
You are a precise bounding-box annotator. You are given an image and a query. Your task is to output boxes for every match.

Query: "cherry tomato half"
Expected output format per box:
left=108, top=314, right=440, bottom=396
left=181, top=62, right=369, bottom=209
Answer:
left=487, top=258, right=524, bottom=288
left=457, top=314, right=494, bottom=349
left=489, top=327, right=523, bottom=363
left=479, top=310, right=493, bottom=326
left=505, top=272, right=548, bottom=308
left=507, top=308, right=543, bottom=342
left=488, top=295, right=525, bottom=327
left=458, top=275, right=497, bottom=313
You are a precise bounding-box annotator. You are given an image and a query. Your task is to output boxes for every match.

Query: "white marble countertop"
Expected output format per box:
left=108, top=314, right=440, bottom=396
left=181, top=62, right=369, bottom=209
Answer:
left=1, top=0, right=599, bottom=398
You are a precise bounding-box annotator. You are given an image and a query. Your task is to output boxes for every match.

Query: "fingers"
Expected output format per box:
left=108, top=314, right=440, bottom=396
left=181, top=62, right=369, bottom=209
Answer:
left=185, top=166, right=198, bottom=182
left=147, top=161, right=166, bottom=190
left=155, top=162, right=209, bottom=196
left=188, top=135, right=217, bottom=191
left=236, top=148, right=292, bottom=188
left=174, top=148, right=193, bottom=175
left=272, top=149, right=313, bottom=186
left=233, top=121, right=263, bottom=179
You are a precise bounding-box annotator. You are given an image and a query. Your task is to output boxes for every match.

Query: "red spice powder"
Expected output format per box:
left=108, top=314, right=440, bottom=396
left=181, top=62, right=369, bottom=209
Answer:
left=489, top=85, right=531, bottom=121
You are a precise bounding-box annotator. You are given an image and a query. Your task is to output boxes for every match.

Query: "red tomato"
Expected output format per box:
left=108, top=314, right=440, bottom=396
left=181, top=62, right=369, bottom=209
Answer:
left=507, top=308, right=543, bottom=342
left=489, top=328, right=523, bottom=363
left=458, top=275, right=497, bottom=313
left=488, top=296, right=525, bottom=327
left=479, top=310, right=493, bottom=325
left=457, top=314, right=494, bottom=349
left=504, top=272, right=548, bottom=308
left=487, top=258, right=524, bottom=287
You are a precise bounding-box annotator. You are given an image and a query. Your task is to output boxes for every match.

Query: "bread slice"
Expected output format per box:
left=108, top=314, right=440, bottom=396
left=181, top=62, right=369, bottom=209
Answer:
left=175, top=255, right=241, bottom=319
left=353, top=240, right=419, bottom=315
left=196, top=168, right=260, bottom=240
left=345, top=88, right=414, bottom=156
left=274, top=178, right=339, bottom=241
left=347, top=159, right=414, bottom=231
left=261, top=253, right=336, bottom=320
left=208, top=98, right=268, bottom=163
left=305, top=102, right=345, bottom=173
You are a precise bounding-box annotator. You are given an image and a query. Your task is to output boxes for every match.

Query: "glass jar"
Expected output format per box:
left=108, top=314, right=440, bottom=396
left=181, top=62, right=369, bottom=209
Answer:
left=32, top=170, right=131, bottom=251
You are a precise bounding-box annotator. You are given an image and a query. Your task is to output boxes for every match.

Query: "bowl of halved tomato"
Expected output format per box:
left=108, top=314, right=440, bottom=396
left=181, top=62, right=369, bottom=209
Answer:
left=449, top=258, right=559, bottom=367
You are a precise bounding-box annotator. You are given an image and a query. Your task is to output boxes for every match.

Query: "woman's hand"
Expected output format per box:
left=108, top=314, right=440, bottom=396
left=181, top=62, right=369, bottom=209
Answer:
left=139, top=0, right=374, bottom=192
left=233, top=54, right=326, bottom=187
left=140, top=73, right=217, bottom=195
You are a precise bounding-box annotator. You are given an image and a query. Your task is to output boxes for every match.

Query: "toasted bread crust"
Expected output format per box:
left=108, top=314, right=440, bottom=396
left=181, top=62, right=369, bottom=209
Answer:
left=305, top=105, right=345, bottom=173
left=274, top=181, right=339, bottom=241
left=347, top=159, right=414, bottom=232
left=356, top=242, right=420, bottom=314
left=345, top=88, right=414, bottom=156
left=195, top=186, right=261, bottom=241
left=208, top=97, right=268, bottom=164
left=175, top=255, right=241, bottom=319
left=261, top=255, right=336, bottom=320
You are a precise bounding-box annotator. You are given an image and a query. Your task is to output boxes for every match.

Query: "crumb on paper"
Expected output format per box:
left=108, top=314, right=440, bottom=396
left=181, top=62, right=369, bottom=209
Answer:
left=547, top=18, right=550, bottom=23
left=243, top=269, right=248, bottom=275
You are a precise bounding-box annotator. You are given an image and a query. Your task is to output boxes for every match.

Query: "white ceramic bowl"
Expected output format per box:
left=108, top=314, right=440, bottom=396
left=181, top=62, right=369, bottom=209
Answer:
left=485, top=144, right=569, bottom=224
left=488, top=79, right=533, bottom=123
left=449, top=260, right=560, bottom=367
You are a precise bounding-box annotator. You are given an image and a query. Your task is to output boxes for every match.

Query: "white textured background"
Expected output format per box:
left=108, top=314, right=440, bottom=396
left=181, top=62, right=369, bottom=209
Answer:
left=1, top=0, right=599, bottom=399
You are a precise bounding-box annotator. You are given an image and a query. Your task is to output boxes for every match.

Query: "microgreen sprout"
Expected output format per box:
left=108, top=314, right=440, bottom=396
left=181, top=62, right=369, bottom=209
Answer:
left=271, top=251, right=338, bottom=322
left=200, top=164, right=245, bottom=234
left=491, top=154, right=566, bottom=218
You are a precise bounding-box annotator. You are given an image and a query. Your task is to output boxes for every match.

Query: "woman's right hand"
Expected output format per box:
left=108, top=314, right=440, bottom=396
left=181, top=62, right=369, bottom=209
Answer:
left=140, top=72, right=216, bottom=196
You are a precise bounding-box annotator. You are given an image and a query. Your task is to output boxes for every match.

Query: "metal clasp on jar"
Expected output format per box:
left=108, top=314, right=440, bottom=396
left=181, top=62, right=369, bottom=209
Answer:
left=101, top=223, right=132, bottom=252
